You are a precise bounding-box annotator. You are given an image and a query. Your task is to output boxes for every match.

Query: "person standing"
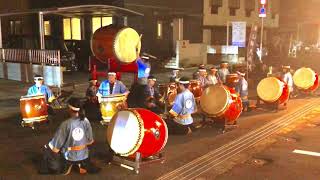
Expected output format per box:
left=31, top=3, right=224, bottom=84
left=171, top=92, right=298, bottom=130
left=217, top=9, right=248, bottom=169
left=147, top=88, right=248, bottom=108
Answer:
left=218, top=63, right=230, bottom=84
left=197, top=67, right=209, bottom=88
left=84, top=77, right=101, bottom=121
left=235, top=72, right=250, bottom=112
left=207, top=67, right=221, bottom=85
left=282, top=65, right=293, bottom=96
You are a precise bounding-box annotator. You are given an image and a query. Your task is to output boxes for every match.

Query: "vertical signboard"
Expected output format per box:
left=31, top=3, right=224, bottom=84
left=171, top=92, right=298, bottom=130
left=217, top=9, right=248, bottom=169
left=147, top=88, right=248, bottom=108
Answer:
left=246, top=25, right=259, bottom=65
left=232, top=21, right=247, bottom=47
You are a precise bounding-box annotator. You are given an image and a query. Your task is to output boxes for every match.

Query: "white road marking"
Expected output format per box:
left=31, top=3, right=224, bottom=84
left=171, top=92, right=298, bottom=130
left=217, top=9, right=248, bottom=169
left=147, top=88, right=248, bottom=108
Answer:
left=293, top=149, right=320, bottom=157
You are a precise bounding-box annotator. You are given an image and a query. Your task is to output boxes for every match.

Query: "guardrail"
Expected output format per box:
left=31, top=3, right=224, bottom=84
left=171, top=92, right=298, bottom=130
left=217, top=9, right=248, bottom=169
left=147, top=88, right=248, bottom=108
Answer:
left=0, top=48, right=60, bottom=65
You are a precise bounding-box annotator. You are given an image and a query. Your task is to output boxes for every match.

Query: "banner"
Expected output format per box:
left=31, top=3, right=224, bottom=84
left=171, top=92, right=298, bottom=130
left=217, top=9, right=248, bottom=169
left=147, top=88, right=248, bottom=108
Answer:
left=246, top=24, right=258, bottom=65
left=232, top=22, right=246, bottom=47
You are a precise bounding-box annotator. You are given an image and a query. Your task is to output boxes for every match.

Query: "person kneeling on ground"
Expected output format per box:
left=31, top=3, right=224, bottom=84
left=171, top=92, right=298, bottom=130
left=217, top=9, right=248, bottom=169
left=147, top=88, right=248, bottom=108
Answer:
left=40, top=98, right=100, bottom=175
left=166, top=77, right=197, bottom=135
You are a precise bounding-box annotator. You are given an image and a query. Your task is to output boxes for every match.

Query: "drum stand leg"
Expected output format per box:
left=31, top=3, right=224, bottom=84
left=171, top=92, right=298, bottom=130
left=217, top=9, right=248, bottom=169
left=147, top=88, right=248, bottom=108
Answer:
left=222, top=120, right=238, bottom=134
left=111, top=152, right=165, bottom=174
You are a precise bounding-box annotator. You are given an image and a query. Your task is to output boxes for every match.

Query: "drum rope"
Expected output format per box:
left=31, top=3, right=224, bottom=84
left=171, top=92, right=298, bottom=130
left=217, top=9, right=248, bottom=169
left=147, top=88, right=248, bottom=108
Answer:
left=158, top=99, right=320, bottom=180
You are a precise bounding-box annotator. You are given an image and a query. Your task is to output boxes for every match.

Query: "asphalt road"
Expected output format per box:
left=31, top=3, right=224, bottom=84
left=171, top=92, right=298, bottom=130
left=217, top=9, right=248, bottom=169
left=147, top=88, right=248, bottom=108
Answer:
left=1, top=54, right=320, bottom=179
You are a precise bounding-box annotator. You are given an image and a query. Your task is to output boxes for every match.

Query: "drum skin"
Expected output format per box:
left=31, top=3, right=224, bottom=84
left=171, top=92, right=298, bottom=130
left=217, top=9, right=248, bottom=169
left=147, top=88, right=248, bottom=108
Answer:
left=189, top=80, right=202, bottom=99
left=257, top=77, right=289, bottom=104
left=226, top=74, right=239, bottom=88
left=293, top=67, right=319, bottom=92
left=20, top=95, right=48, bottom=123
left=107, top=108, right=168, bottom=158
left=91, top=25, right=141, bottom=63
left=200, top=85, right=242, bottom=124
left=100, top=94, right=127, bottom=123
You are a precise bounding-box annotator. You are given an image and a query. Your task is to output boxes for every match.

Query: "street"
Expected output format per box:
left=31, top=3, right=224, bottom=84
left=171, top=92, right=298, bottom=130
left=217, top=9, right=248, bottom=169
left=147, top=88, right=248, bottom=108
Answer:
left=1, top=59, right=320, bottom=179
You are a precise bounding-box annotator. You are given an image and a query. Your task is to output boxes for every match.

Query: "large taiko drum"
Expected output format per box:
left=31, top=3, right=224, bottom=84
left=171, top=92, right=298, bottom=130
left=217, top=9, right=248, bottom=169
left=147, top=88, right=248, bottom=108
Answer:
left=200, top=85, right=242, bottom=124
left=189, top=80, right=202, bottom=99
left=257, top=77, right=289, bottom=104
left=107, top=108, right=168, bottom=158
left=100, top=94, right=127, bottom=124
left=158, top=83, right=177, bottom=107
left=20, top=95, right=48, bottom=126
left=226, top=73, right=240, bottom=88
left=293, top=67, right=319, bottom=92
left=91, top=25, right=141, bottom=63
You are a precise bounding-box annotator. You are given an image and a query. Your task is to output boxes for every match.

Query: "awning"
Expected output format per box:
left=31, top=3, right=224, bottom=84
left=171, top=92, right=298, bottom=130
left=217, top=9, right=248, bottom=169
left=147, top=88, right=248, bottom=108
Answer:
left=0, top=4, right=144, bottom=17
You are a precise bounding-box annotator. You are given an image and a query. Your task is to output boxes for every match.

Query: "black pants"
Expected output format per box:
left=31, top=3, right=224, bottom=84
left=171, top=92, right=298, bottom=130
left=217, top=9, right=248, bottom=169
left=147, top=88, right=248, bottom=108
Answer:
left=165, top=118, right=194, bottom=135
left=84, top=100, right=101, bottom=121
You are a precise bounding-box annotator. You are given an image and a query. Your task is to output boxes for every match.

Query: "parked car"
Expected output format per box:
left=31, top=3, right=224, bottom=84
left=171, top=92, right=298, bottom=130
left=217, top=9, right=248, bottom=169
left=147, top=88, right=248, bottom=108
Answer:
left=4, top=35, right=78, bottom=71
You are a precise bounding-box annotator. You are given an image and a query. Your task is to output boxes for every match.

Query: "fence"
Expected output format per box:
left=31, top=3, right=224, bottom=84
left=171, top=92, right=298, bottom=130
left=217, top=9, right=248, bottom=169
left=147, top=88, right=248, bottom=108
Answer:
left=0, top=48, right=60, bottom=65
left=0, top=48, right=63, bottom=87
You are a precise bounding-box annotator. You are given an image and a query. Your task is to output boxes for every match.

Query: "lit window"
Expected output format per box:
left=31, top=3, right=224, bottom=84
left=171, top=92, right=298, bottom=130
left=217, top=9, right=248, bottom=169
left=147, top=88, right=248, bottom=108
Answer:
left=44, top=21, right=51, bottom=36
left=157, top=21, right=163, bottom=39
left=92, top=17, right=113, bottom=34
left=63, top=19, right=71, bottom=40
left=102, top=17, right=112, bottom=26
left=63, top=18, right=81, bottom=40
left=71, top=18, right=81, bottom=40
left=92, top=17, right=101, bottom=34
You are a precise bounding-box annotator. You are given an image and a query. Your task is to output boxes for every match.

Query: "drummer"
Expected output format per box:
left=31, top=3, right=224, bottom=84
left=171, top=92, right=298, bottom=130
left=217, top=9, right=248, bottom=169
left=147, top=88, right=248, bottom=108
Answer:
left=193, top=64, right=205, bottom=80
left=96, top=72, right=129, bottom=99
left=137, top=54, right=151, bottom=85
left=27, top=74, right=55, bottom=103
left=207, top=67, right=221, bottom=85
left=282, top=65, right=294, bottom=98
left=197, top=67, right=209, bottom=88
left=45, top=98, right=100, bottom=175
left=235, top=72, right=250, bottom=112
left=84, top=77, right=101, bottom=121
left=166, top=77, right=197, bottom=135
left=169, top=69, right=180, bottom=83
left=144, top=75, right=163, bottom=113
left=218, top=62, right=230, bottom=84
left=27, top=74, right=55, bottom=115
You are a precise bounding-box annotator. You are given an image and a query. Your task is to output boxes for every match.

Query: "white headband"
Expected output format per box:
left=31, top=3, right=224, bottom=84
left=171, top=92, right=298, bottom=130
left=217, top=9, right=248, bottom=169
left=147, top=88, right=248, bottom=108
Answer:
left=148, top=78, right=157, bottom=81
left=68, top=105, right=80, bottom=111
left=198, top=69, right=206, bottom=72
left=179, top=81, right=190, bottom=84
left=108, top=72, right=116, bottom=75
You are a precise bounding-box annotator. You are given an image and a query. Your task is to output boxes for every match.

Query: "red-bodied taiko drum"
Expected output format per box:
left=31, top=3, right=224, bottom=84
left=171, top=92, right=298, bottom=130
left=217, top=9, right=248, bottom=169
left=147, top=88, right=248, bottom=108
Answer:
left=293, top=67, right=319, bottom=92
left=200, top=85, right=243, bottom=124
left=91, top=25, right=141, bottom=64
left=20, top=95, right=48, bottom=125
left=107, top=108, right=168, bottom=158
left=189, top=80, right=203, bottom=99
left=257, top=77, right=289, bottom=104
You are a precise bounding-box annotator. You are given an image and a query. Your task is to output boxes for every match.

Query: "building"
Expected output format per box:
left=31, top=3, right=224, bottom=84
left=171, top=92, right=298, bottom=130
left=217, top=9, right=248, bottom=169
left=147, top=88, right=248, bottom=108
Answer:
left=0, top=0, right=281, bottom=69
left=202, top=0, right=280, bottom=64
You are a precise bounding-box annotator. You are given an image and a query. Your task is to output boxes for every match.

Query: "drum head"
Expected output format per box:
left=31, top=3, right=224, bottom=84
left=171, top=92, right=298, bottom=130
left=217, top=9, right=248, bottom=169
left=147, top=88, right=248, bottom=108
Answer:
left=114, top=27, right=141, bottom=63
left=257, top=77, right=282, bottom=102
left=293, top=67, right=316, bottom=89
left=107, top=110, right=144, bottom=156
left=200, top=85, right=230, bottom=115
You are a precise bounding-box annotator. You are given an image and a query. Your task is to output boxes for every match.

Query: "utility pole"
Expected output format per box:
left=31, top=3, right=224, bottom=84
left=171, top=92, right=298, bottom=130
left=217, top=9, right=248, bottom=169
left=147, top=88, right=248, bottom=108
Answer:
left=259, top=0, right=267, bottom=62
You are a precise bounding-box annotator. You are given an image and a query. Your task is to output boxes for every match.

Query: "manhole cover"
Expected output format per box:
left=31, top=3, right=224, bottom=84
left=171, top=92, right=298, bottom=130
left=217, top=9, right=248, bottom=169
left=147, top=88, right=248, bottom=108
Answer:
left=251, top=158, right=272, bottom=166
